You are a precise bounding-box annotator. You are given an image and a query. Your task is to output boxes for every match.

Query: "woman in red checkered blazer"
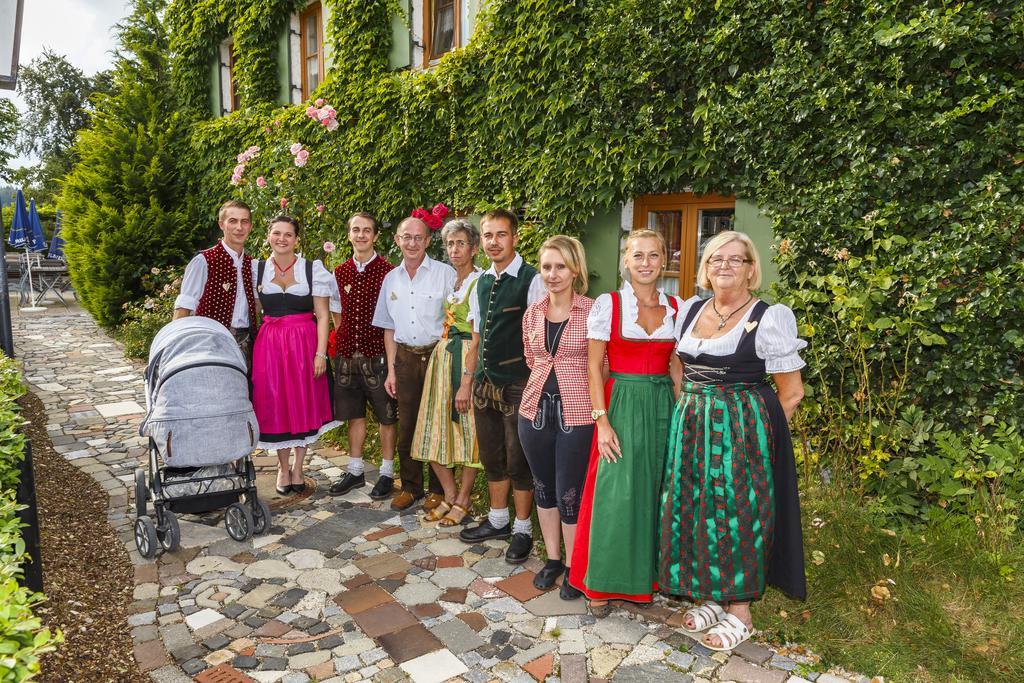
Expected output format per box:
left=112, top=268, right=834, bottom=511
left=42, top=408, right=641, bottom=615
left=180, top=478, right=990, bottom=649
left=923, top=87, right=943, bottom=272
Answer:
left=517, top=235, right=595, bottom=599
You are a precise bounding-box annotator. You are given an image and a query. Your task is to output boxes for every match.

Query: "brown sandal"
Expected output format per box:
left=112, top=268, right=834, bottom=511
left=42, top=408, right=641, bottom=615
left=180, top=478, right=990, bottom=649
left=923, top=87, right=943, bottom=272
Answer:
left=438, top=503, right=472, bottom=527
left=424, top=501, right=453, bottom=522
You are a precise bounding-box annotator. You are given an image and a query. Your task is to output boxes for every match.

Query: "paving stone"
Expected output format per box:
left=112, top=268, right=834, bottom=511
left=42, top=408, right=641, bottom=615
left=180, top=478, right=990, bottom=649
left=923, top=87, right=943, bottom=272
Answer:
left=522, top=589, right=587, bottom=617
left=377, top=623, right=444, bottom=664
left=393, top=582, right=443, bottom=606
left=239, top=584, right=286, bottom=608
left=134, top=639, right=169, bottom=672
left=351, top=602, right=418, bottom=638
left=335, top=583, right=394, bottom=614
left=283, top=508, right=395, bottom=552
left=431, top=567, right=478, bottom=589
left=288, top=650, right=331, bottom=670
left=149, top=664, right=196, bottom=682
left=353, top=552, right=412, bottom=579
left=428, top=617, right=485, bottom=654
left=243, top=560, right=293, bottom=580
left=187, top=608, right=226, bottom=631
left=187, top=556, right=244, bottom=575
left=285, top=549, right=326, bottom=570
left=457, top=612, right=488, bottom=631
left=471, top=556, right=518, bottom=578
left=560, top=653, right=588, bottom=683
left=522, top=652, right=554, bottom=682
left=232, top=655, right=260, bottom=669
left=398, top=648, right=468, bottom=683
left=611, top=663, right=693, bottom=682
left=171, top=644, right=207, bottom=663
left=593, top=616, right=650, bottom=645
left=717, top=656, right=788, bottom=683
left=296, top=568, right=343, bottom=593
left=181, top=658, right=209, bottom=676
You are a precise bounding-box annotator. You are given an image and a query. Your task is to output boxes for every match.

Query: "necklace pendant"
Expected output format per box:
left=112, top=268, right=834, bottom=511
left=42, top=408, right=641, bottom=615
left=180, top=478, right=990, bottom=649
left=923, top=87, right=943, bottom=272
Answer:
left=717, top=320, right=726, bottom=330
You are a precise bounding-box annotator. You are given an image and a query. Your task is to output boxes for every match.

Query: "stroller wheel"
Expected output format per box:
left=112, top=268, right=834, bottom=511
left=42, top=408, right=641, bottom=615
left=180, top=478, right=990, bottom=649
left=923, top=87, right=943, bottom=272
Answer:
left=158, top=509, right=181, bottom=552
left=224, top=502, right=253, bottom=541
left=252, top=498, right=273, bottom=536
left=134, top=468, right=148, bottom=518
left=135, top=516, right=159, bottom=559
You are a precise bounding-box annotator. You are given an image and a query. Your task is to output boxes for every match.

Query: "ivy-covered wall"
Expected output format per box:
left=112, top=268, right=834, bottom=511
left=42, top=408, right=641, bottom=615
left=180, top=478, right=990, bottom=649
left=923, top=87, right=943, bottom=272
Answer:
left=157, top=0, right=1022, bottom=512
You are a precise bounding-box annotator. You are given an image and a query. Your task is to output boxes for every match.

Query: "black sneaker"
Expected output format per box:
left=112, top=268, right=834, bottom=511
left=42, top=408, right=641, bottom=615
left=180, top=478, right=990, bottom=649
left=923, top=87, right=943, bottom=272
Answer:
left=560, top=568, right=583, bottom=600
left=459, top=518, right=512, bottom=543
left=505, top=533, right=533, bottom=564
left=329, top=472, right=365, bottom=496
left=368, top=475, right=394, bottom=500
left=533, top=560, right=564, bottom=590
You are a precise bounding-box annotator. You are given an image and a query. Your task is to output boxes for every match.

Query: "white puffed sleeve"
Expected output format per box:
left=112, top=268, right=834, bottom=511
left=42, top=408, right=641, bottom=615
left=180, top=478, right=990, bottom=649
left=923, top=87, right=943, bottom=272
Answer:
left=586, top=293, right=613, bottom=341
left=173, top=253, right=208, bottom=311
left=311, top=259, right=335, bottom=298
left=755, top=304, right=808, bottom=373
left=672, top=296, right=704, bottom=340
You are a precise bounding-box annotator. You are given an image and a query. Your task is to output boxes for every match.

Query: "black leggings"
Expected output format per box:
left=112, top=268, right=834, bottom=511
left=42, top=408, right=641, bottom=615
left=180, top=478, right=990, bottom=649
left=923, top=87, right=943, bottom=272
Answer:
left=517, top=392, right=594, bottom=524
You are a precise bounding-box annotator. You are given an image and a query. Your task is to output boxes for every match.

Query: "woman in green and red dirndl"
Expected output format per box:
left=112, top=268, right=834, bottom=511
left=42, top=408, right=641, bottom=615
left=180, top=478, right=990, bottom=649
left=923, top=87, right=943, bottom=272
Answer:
left=569, top=230, right=685, bottom=615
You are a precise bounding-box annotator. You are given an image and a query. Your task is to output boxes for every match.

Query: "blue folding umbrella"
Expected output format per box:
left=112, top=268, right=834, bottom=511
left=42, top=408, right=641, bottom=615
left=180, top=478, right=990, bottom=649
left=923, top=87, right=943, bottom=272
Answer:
left=47, top=211, right=65, bottom=261
left=26, top=199, right=48, bottom=253
left=6, top=188, right=30, bottom=250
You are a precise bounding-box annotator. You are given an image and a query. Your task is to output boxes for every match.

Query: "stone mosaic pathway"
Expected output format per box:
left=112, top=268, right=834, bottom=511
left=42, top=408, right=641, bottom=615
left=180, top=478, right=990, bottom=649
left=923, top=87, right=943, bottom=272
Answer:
left=12, top=308, right=872, bottom=683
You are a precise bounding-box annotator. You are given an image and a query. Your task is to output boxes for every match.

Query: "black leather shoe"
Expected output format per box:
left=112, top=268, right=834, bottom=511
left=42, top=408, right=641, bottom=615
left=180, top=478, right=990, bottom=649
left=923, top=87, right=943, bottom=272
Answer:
left=329, top=472, right=365, bottom=496
left=290, top=482, right=306, bottom=493
left=368, top=475, right=394, bottom=500
left=505, top=533, right=533, bottom=564
left=533, top=560, right=564, bottom=590
left=275, top=485, right=291, bottom=496
left=459, top=518, right=511, bottom=543
left=560, top=569, right=583, bottom=600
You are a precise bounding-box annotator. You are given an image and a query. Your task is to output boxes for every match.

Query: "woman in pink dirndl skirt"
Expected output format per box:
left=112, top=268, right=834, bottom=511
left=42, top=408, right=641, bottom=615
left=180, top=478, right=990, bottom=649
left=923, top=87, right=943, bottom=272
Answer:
left=250, top=216, right=339, bottom=494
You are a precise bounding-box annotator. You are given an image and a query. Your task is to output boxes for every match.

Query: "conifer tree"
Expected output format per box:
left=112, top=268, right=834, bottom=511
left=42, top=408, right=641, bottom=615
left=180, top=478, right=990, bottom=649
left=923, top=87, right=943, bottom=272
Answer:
left=59, top=0, right=202, bottom=328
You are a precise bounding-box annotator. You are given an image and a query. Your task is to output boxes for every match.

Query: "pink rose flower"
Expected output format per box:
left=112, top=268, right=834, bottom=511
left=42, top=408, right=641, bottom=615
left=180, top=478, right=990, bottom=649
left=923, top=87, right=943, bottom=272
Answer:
left=280, top=198, right=289, bottom=209
left=323, top=240, right=335, bottom=252
left=294, top=149, right=310, bottom=167
left=325, top=118, right=339, bottom=132
left=256, top=176, right=267, bottom=188
left=305, top=105, right=318, bottom=119
left=317, top=204, right=325, bottom=214
left=317, top=106, right=335, bottom=122
left=265, top=126, right=272, bottom=134
left=290, top=142, right=303, bottom=155
left=315, top=98, right=325, bottom=107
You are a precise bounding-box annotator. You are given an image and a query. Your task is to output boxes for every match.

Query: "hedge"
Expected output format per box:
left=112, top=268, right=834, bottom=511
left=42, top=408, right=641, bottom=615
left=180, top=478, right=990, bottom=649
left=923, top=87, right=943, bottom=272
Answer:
left=0, top=355, right=58, bottom=681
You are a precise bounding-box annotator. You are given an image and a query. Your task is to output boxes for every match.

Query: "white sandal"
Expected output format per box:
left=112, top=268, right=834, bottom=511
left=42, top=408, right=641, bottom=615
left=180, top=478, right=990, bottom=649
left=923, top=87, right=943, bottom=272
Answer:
left=703, top=613, right=755, bottom=651
left=681, top=601, right=727, bottom=633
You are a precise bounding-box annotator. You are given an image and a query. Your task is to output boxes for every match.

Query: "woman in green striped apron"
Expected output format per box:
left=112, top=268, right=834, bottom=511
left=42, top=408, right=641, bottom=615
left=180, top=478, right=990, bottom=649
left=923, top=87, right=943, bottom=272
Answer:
left=411, top=219, right=483, bottom=526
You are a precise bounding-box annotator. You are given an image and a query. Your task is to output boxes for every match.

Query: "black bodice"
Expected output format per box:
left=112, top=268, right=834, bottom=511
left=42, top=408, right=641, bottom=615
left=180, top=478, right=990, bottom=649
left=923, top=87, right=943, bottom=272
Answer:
left=677, top=299, right=769, bottom=385
left=257, top=259, right=315, bottom=317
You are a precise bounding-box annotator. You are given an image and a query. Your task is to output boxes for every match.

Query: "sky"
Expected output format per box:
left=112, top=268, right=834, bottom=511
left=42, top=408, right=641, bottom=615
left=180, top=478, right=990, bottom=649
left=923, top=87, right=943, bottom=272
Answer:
left=2, top=0, right=127, bottom=167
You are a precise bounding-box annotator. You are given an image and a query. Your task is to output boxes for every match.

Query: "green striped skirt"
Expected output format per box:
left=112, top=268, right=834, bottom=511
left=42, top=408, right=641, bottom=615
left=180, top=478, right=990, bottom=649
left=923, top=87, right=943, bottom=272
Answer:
left=659, top=381, right=775, bottom=602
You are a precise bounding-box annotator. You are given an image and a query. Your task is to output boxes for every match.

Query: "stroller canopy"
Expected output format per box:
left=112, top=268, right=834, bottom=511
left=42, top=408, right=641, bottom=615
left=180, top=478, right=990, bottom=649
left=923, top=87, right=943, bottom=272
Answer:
left=140, top=317, right=258, bottom=466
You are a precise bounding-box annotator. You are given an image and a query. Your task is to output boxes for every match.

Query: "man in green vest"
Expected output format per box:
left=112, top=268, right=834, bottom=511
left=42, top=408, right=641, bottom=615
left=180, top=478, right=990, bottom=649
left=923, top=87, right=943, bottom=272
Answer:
left=460, top=209, right=546, bottom=564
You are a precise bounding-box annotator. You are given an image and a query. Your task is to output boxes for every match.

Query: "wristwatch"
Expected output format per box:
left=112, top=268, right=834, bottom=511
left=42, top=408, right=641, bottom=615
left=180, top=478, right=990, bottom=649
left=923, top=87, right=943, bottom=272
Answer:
left=591, top=409, right=607, bottom=421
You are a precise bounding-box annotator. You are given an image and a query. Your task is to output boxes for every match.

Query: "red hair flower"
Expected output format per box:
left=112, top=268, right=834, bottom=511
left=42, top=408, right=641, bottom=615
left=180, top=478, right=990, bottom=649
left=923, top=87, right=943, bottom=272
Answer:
left=410, top=203, right=449, bottom=232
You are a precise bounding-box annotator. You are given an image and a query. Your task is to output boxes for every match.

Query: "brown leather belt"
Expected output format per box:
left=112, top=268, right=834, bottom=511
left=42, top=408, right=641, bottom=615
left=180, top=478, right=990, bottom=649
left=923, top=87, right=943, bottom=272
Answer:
left=397, top=341, right=437, bottom=355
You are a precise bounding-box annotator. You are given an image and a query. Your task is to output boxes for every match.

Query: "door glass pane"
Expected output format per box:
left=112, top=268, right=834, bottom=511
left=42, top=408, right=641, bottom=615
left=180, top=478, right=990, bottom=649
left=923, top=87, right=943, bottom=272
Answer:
left=305, top=14, right=318, bottom=54
left=645, top=210, right=682, bottom=295
left=306, top=56, right=319, bottom=93
left=432, top=0, right=456, bottom=58
left=694, top=208, right=735, bottom=297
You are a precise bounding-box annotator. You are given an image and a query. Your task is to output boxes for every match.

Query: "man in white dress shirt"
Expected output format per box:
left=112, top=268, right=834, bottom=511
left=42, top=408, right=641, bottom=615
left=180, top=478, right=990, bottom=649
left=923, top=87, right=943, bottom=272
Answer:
left=373, top=216, right=455, bottom=510
left=173, top=200, right=258, bottom=363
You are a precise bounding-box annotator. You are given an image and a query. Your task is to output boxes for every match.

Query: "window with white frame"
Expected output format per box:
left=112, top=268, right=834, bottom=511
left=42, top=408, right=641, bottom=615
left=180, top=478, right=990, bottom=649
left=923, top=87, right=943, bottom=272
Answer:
left=300, top=1, right=324, bottom=100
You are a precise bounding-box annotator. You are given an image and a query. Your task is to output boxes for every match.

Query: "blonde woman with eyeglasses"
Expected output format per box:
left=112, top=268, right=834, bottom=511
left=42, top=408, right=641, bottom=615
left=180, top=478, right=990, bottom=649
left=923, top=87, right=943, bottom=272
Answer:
left=659, top=230, right=807, bottom=651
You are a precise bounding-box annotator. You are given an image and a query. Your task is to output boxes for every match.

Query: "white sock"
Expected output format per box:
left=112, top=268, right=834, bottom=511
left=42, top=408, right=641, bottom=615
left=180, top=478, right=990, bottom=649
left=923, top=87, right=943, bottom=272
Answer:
left=347, top=456, right=364, bottom=476
left=488, top=507, right=510, bottom=528
left=512, top=517, right=533, bottom=536
left=378, top=459, right=394, bottom=477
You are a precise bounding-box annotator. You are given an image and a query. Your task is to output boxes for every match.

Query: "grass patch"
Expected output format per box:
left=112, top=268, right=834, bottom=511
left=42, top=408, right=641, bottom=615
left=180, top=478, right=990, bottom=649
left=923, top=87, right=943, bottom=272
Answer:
left=755, top=484, right=1024, bottom=682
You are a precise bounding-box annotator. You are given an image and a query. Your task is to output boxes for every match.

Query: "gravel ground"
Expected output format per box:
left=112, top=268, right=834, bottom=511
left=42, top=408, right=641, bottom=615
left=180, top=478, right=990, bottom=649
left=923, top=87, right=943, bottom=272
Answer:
left=19, top=391, right=146, bottom=682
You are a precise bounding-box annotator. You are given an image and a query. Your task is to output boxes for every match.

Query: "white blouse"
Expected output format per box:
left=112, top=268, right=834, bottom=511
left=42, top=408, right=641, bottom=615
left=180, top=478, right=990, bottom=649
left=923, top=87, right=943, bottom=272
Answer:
left=587, top=281, right=688, bottom=341
left=448, top=268, right=482, bottom=304
left=251, top=256, right=338, bottom=307
left=674, top=298, right=807, bottom=374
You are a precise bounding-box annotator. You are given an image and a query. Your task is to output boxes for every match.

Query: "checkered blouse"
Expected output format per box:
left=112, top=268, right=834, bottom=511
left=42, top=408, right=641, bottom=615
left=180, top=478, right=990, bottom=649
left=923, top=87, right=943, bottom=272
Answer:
left=519, top=293, right=595, bottom=426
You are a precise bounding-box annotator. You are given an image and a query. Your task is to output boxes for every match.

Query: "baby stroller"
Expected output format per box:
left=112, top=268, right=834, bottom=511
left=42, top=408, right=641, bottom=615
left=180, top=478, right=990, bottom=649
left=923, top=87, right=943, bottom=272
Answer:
left=134, top=316, right=271, bottom=559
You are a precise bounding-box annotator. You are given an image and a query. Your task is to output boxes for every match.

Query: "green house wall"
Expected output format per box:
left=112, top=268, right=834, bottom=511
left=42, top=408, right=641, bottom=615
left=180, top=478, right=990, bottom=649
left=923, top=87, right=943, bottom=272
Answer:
left=389, top=0, right=412, bottom=70
left=208, top=57, right=220, bottom=117
left=579, top=199, right=779, bottom=300
left=277, top=27, right=291, bottom=105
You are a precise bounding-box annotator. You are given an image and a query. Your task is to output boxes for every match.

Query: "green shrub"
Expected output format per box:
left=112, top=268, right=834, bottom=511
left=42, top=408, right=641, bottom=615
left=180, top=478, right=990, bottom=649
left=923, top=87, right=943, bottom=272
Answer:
left=0, top=354, right=59, bottom=681
left=116, top=265, right=184, bottom=359
left=59, top=0, right=203, bottom=329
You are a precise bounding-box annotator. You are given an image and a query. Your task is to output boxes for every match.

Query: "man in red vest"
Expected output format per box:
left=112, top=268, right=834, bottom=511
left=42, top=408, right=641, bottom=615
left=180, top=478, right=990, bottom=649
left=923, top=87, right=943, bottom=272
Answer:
left=328, top=212, right=399, bottom=499
left=173, top=200, right=258, bottom=361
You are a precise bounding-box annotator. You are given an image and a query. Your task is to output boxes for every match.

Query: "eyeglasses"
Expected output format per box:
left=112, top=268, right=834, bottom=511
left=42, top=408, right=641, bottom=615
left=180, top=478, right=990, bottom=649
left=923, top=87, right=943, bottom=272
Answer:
left=708, top=256, right=752, bottom=268
left=398, top=234, right=426, bottom=244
